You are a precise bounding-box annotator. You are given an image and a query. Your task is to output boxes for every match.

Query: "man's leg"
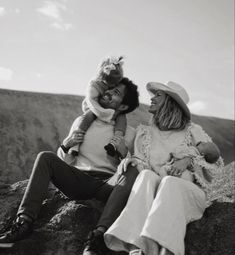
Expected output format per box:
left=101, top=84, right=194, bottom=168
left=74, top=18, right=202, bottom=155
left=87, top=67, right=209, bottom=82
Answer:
left=97, top=165, right=139, bottom=228
left=83, top=166, right=139, bottom=255
left=0, top=151, right=105, bottom=246
left=18, top=151, right=106, bottom=219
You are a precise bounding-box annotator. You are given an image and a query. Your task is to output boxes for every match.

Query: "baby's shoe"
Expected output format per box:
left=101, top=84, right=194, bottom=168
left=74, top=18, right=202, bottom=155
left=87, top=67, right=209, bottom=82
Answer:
left=104, top=142, right=117, bottom=157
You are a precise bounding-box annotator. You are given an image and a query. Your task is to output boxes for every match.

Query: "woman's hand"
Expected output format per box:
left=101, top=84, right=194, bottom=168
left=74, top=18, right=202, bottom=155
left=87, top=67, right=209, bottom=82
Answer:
left=63, top=130, right=85, bottom=149
left=169, top=157, right=192, bottom=177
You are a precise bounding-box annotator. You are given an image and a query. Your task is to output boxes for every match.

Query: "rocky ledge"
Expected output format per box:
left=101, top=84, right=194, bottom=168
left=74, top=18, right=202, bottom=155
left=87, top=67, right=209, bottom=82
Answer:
left=0, top=163, right=234, bottom=255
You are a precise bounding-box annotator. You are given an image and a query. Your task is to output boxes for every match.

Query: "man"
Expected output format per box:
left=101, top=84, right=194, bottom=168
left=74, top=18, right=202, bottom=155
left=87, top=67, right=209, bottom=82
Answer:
left=0, top=77, right=140, bottom=255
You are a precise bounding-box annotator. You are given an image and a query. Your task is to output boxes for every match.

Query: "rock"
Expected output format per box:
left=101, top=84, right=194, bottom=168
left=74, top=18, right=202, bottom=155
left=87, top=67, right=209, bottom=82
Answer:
left=0, top=162, right=235, bottom=255
left=0, top=181, right=104, bottom=255
left=185, top=202, right=235, bottom=255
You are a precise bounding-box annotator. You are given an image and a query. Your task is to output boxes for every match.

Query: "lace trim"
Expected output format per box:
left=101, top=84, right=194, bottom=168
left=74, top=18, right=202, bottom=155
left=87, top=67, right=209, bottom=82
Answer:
left=135, top=124, right=151, bottom=167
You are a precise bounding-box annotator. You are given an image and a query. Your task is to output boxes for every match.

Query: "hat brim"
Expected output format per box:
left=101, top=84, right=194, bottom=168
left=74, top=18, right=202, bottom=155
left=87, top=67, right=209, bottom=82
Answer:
left=147, top=82, right=191, bottom=120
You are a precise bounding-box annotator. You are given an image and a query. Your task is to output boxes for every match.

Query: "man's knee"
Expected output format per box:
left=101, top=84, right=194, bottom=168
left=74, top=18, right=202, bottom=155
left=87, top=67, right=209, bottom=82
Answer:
left=124, top=165, right=139, bottom=179
left=36, top=151, right=57, bottom=164
left=117, top=165, right=139, bottom=187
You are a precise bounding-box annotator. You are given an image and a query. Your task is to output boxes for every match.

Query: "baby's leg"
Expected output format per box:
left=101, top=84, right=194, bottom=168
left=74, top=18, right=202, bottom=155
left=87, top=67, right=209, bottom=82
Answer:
left=104, top=114, right=127, bottom=157
left=114, top=113, right=127, bottom=136
left=70, top=111, right=96, bottom=156
left=180, top=170, right=194, bottom=182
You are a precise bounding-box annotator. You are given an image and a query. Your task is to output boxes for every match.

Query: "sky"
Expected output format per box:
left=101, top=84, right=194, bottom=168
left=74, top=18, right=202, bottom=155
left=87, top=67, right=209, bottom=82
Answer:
left=0, top=0, right=234, bottom=120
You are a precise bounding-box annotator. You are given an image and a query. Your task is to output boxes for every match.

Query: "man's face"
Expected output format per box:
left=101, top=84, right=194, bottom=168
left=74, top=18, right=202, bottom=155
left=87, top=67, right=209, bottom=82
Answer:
left=99, top=83, right=127, bottom=111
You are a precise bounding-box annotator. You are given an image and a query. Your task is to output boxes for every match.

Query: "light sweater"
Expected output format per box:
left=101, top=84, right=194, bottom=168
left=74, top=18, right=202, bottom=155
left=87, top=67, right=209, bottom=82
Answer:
left=57, top=117, right=135, bottom=175
left=132, top=122, right=223, bottom=194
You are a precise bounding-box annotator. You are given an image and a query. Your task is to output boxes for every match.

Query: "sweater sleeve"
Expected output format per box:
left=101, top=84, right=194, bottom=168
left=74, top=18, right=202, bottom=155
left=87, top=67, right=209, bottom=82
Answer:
left=57, top=117, right=81, bottom=165
left=83, top=81, right=115, bottom=122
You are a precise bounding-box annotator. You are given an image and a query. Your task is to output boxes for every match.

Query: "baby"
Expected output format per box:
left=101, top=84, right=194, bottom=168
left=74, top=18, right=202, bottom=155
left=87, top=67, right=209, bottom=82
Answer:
left=69, top=56, right=127, bottom=157
left=159, top=141, right=220, bottom=182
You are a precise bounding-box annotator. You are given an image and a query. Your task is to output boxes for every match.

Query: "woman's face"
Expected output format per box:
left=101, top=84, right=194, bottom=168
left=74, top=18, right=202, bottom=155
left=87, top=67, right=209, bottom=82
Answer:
left=148, top=90, right=166, bottom=114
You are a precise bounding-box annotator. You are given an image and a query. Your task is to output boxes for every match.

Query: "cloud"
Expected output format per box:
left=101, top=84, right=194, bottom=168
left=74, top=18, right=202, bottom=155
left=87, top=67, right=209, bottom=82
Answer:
left=0, top=67, right=13, bottom=81
left=36, top=1, right=73, bottom=30
left=188, top=101, right=206, bottom=114
left=0, top=6, right=6, bottom=16
left=36, top=73, right=43, bottom=78
left=50, top=22, right=73, bottom=31
left=37, top=1, right=64, bottom=20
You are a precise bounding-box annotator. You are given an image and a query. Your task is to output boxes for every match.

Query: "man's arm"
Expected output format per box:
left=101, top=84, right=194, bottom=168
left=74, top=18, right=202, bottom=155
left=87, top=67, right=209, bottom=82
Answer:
left=57, top=117, right=84, bottom=165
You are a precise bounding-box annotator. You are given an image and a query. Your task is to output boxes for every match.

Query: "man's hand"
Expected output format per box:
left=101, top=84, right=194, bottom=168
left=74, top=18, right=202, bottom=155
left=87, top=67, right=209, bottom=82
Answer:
left=117, top=157, right=139, bottom=177
left=63, top=130, right=85, bottom=149
left=117, top=156, right=146, bottom=177
left=168, top=157, right=192, bottom=177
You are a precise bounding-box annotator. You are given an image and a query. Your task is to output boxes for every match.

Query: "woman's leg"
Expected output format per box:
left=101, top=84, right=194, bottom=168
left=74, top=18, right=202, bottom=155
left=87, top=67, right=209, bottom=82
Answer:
left=140, top=236, right=160, bottom=255
left=104, top=170, right=161, bottom=253
left=141, top=176, right=206, bottom=255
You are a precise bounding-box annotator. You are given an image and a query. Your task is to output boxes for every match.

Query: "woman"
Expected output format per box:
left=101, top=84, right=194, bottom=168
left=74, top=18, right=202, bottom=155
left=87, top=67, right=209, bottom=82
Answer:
left=104, top=81, right=223, bottom=255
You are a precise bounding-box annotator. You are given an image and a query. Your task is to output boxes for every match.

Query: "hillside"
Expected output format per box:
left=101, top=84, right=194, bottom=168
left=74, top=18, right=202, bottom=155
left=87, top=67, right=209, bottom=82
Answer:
left=0, top=88, right=234, bottom=184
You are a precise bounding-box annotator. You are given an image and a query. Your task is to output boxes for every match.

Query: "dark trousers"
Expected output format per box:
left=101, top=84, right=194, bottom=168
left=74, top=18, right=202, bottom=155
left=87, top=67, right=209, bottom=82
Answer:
left=17, top=151, right=138, bottom=228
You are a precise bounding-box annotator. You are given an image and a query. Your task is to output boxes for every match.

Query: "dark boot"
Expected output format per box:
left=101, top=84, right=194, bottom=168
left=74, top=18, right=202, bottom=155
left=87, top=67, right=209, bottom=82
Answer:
left=82, top=229, right=109, bottom=255
left=0, top=216, right=33, bottom=248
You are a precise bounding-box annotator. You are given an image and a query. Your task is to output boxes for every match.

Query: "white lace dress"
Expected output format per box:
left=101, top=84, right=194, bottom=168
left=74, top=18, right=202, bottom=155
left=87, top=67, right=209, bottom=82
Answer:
left=104, top=122, right=223, bottom=255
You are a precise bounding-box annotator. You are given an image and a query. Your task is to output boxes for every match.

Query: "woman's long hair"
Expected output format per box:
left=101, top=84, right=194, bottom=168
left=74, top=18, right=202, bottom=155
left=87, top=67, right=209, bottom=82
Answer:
left=153, top=94, right=190, bottom=130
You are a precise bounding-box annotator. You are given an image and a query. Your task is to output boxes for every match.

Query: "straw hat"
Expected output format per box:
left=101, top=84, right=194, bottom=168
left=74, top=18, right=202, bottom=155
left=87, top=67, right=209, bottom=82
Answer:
left=146, top=81, right=191, bottom=119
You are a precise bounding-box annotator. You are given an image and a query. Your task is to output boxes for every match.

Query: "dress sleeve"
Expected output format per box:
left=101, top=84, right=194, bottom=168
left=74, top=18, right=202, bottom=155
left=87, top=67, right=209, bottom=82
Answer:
left=189, top=123, right=213, bottom=145
left=83, top=81, right=115, bottom=122
left=171, top=144, right=200, bottom=160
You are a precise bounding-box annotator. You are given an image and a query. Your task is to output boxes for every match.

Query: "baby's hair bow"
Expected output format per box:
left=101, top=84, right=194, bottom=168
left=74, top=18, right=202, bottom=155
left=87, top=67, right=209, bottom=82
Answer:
left=103, top=55, right=124, bottom=75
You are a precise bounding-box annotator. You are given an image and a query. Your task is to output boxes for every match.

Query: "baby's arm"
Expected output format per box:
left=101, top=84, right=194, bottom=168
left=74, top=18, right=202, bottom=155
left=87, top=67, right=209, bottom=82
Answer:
left=114, top=114, right=127, bottom=136
left=84, top=81, right=115, bottom=122
left=171, top=144, right=200, bottom=160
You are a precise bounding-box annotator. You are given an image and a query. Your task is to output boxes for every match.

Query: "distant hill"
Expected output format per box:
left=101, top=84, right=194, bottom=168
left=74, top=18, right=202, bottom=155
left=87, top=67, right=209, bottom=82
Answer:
left=0, top=88, right=234, bottom=184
